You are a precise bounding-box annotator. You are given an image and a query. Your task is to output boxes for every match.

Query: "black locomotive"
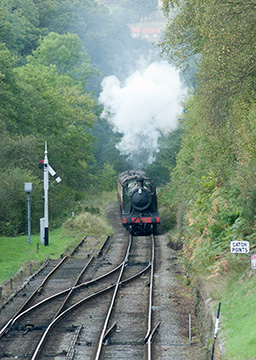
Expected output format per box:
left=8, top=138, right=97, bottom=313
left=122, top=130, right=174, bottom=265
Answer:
left=117, top=170, right=160, bottom=234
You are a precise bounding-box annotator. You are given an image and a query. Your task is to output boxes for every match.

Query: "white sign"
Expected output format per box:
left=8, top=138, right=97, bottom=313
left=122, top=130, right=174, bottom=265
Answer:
left=230, top=241, right=250, bottom=254
left=251, top=254, right=256, bottom=269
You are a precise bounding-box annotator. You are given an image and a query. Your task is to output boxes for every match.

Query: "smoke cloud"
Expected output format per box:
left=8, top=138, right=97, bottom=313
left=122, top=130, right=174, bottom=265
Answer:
left=98, top=60, right=186, bottom=168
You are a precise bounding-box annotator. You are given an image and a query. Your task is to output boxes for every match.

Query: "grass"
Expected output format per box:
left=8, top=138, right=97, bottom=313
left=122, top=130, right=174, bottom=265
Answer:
left=0, top=229, right=79, bottom=284
left=0, top=191, right=116, bottom=285
left=215, top=268, right=256, bottom=360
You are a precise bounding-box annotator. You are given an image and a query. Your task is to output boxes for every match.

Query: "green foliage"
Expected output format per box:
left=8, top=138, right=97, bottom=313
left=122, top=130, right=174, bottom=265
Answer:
left=31, top=0, right=150, bottom=88
left=96, top=163, right=117, bottom=192
left=28, top=32, right=97, bottom=86
left=0, top=33, right=98, bottom=235
left=0, top=134, right=39, bottom=171
left=161, top=0, right=256, bottom=273
left=93, top=118, right=129, bottom=175
left=0, top=0, right=155, bottom=237
left=146, top=129, right=182, bottom=185
left=158, top=1, right=256, bottom=358
left=0, top=43, right=26, bottom=133
left=0, top=168, right=41, bottom=236
left=184, top=185, right=244, bottom=272
left=0, top=0, right=41, bottom=60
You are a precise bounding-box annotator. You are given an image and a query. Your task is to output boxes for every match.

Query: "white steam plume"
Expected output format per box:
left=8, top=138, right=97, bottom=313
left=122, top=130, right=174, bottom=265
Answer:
left=98, top=61, right=186, bottom=168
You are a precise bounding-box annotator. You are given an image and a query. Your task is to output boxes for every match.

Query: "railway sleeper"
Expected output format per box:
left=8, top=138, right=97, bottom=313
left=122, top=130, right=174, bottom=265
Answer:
left=128, top=261, right=150, bottom=267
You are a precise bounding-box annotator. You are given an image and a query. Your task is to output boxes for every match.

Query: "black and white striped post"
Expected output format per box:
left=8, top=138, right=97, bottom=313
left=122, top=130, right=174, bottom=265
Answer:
left=211, top=302, right=221, bottom=360
left=42, top=141, right=61, bottom=246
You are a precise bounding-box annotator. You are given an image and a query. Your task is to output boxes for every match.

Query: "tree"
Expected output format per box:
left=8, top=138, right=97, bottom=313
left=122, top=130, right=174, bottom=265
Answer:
left=0, top=42, right=28, bottom=134
left=15, top=61, right=97, bottom=184
left=27, top=32, right=97, bottom=86
left=0, top=0, right=41, bottom=60
left=160, top=0, right=256, bottom=271
left=146, top=129, right=182, bottom=185
left=93, top=118, right=129, bottom=175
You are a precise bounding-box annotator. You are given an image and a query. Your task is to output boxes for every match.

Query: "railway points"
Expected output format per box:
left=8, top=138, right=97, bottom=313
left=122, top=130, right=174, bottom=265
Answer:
left=0, top=202, right=205, bottom=359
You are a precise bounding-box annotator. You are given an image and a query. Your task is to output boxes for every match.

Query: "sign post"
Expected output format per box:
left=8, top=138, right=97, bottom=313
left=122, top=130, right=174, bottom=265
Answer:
left=24, top=183, right=33, bottom=245
left=251, top=254, right=256, bottom=269
left=44, top=144, right=49, bottom=246
left=211, top=302, right=221, bottom=360
left=41, top=141, right=62, bottom=246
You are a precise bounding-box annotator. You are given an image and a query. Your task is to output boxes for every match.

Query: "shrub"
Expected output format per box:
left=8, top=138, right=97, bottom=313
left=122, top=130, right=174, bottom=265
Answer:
left=63, top=212, right=113, bottom=236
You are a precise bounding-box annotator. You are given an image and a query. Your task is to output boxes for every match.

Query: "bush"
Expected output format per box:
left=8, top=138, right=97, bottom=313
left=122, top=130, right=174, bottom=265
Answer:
left=63, top=212, right=113, bottom=236
left=0, top=168, right=41, bottom=236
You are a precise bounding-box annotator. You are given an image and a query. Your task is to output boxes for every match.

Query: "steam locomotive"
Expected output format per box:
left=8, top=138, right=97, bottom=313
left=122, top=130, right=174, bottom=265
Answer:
left=117, top=170, right=160, bottom=235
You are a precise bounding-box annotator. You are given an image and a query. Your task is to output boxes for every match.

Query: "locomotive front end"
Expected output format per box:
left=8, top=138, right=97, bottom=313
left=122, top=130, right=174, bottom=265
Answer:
left=117, top=170, right=160, bottom=235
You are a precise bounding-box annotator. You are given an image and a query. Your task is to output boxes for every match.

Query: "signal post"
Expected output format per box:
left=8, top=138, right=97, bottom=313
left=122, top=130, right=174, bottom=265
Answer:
left=40, top=142, right=62, bottom=246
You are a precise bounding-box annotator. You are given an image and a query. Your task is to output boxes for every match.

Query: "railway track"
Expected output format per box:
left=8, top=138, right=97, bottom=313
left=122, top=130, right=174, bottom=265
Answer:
left=38, top=234, right=154, bottom=360
left=29, top=233, right=155, bottom=360
left=94, top=233, right=155, bottom=360
left=0, top=199, right=207, bottom=360
left=0, top=229, right=158, bottom=360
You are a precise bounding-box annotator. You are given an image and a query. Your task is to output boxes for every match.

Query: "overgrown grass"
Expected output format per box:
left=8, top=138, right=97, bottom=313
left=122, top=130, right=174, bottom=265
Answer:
left=63, top=212, right=114, bottom=238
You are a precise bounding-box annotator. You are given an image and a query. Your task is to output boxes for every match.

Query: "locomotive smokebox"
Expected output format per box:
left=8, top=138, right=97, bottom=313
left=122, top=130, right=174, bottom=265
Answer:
left=131, top=189, right=151, bottom=211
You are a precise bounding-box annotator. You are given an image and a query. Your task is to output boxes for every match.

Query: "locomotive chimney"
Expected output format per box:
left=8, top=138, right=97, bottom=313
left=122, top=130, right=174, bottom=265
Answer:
left=136, top=178, right=144, bottom=189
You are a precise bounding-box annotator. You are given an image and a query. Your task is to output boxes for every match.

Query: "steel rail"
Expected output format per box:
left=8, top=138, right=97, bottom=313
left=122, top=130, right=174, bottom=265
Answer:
left=30, top=248, right=150, bottom=360
left=54, top=255, right=94, bottom=318
left=94, top=234, right=132, bottom=360
left=0, top=261, right=149, bottom=339
left=0, top=260, right=124, bottom=337
left=70, top=236, right=86, bottom=256
left=0, top=255, right=67, bottom=340
left=15, top=232, right=85, bottom=314
left=0, top=235, right=113, bottom=338
left=30, top=281, right=118, bottom=360
left=97, top=235, right=110, bottom=257
left=1, top=234, right=151, bottom=359
left=144, top=234, right=155, bottom=360
left=0, top=236, right=87, bottom=340
left=147, top=321, right=161, bottom=353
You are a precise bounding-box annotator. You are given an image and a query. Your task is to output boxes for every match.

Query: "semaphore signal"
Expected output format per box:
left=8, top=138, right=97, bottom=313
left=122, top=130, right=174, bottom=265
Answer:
left=40, top=141, right=62, bottom=246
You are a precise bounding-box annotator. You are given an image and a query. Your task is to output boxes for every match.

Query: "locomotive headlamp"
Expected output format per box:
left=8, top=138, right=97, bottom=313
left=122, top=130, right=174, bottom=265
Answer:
left=138, top=189, right=142, bottom=194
